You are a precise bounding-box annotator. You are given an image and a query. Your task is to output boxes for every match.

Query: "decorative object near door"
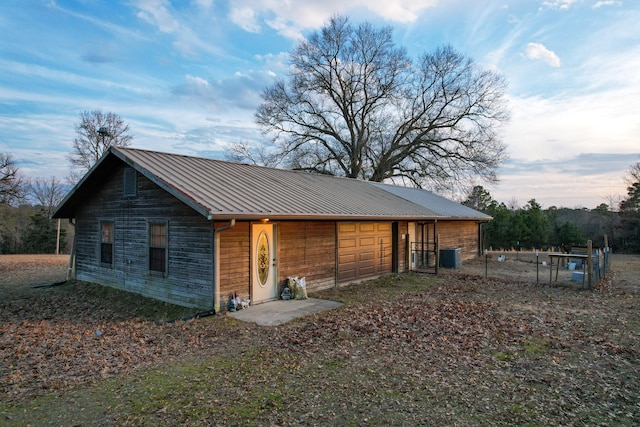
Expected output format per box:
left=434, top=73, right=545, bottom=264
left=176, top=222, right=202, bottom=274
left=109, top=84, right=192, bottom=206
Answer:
left=257, top=231, right=270, bottom=286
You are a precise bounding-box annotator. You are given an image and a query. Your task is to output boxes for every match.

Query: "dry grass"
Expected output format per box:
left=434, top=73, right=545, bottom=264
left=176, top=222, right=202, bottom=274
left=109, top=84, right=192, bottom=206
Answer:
left=0, top=253, right=638, bottom=426
left=0, top=254, right=68, bottom=288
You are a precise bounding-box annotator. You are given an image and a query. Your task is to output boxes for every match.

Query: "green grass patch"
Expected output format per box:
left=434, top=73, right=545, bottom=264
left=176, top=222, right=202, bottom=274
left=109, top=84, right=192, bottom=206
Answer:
left=522, top=335, right=552, bottom=356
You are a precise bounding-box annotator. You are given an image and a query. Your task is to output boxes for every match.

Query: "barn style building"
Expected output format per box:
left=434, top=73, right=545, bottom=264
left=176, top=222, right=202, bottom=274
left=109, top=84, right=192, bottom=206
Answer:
left=53, top=147, right=491, bottom=311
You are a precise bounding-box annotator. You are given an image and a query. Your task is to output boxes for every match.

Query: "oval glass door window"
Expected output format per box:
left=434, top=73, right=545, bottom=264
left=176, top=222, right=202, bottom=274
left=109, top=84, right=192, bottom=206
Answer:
left=257, top=231, right=270, bottom=287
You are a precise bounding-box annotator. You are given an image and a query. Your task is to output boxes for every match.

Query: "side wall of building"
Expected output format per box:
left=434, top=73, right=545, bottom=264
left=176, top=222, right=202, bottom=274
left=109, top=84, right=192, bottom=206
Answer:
left=278, top=221, right=337, bottom=292
left=217, top=221, right=251, bottom=305
left=437, top=220, right=480, bottom=260
left=74, top=165, right=214, bottom=309
left=217, top=220, right=410, bottom=310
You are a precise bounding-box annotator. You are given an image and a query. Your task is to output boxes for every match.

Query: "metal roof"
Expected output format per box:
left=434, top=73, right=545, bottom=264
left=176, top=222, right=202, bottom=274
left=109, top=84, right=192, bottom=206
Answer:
left=371, top=182, right=492, bottom=221
left=53, top=147, right=490, bottom=221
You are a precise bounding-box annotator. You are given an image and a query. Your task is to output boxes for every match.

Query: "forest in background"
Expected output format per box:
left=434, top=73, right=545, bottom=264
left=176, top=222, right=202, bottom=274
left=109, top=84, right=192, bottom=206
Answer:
left=1, top=183, right=637, bottom=256
left=463, top=185, right=639, bottom=253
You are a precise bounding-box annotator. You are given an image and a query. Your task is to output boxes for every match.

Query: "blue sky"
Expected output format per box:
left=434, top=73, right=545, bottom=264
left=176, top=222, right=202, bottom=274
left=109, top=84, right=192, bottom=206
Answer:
left=1, top=0, right=638, bottom=209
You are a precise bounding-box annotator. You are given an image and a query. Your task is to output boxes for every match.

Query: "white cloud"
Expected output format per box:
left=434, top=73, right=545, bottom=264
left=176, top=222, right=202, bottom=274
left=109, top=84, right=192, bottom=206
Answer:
left=185, top=74, right=211, bottom=89
left=194, top=0, right=213, bottom=10
left=228, top=0, right=440, bottom=39
left=503, top=85, right=639, bottom=165
left=593, top=1, right=622, bottom=8
left=134, top=0, right=181, bottom=33
left=525, top=42, right=561, bottom=67
left=366, top=0, right=439, bottom=23
left=229, top=7, right=261, bottom=33
left=540, top=0, right=579, bottom=10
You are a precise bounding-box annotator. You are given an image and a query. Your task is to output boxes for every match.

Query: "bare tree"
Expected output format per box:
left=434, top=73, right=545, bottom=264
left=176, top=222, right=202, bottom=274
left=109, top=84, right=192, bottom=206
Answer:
left=625, top=160, right=640, bottom=186
left=29, top=176, right=67, bottom=217
left=226, top=141, right=281, bottom=167
left=255, top=16, right=509, bottom=192
left=68, top=110, right=133, bottom=178
left=0, top=152, right=25, bottom=205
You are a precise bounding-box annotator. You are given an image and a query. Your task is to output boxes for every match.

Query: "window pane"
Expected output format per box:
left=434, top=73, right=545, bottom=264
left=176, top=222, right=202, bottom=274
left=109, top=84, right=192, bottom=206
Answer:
left=149, top=247, right=166, bottom=272
left=101, top=222, right=113, bottom=243
left=101, top=243, right=113, bottom=264
left=150, top=223, right=166, bottom=248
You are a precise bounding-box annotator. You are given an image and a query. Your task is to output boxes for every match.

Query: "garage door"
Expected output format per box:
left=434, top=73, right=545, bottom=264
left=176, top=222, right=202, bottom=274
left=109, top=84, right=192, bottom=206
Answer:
left=337, top=222, right=393, bottom=283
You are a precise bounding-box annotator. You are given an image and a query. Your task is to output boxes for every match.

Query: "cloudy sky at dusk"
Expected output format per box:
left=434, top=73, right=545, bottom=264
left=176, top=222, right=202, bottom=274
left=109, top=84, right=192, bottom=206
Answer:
left=1, top=0, right=638, bottom=209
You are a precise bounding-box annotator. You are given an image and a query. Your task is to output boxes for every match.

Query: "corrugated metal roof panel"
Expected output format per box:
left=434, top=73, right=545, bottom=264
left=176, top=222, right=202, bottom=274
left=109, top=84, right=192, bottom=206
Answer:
left=53, top=146, right=490, bottom=221
left=371, top=182, right=492, bottom=220
left=113, top=147, right=438, bottom=220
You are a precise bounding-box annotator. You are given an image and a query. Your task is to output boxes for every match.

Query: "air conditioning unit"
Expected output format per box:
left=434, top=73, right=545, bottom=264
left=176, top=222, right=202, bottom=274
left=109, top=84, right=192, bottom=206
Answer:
left=439, top=247, right=462, bottom=269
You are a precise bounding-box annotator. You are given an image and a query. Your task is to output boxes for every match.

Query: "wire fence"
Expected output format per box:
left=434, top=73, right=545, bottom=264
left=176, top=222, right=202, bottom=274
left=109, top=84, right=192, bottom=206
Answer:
left=452, top=247, right=612, bottom=289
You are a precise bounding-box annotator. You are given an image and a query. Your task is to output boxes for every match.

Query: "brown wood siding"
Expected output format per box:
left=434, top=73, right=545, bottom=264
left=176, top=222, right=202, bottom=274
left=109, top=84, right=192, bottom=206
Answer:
left=436, top=221, right=479, bottom=260
left=74, top=166, right=214, bottom=309
left=218, top=221, right=251, bottom=303
left=337, top=222, right=392, bottom=283
left=277, top=221, right=336, bottom=292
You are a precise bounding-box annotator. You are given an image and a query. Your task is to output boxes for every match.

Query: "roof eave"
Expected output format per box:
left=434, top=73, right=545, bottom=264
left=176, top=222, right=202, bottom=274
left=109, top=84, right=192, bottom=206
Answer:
left=206, top=213, right=492, bottom=222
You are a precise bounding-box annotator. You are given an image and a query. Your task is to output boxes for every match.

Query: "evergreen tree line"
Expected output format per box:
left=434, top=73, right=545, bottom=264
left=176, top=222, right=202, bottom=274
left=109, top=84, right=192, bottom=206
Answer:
left=0, top=204, right=69, bottom=254
left=463, top=185, right=640, bottom=253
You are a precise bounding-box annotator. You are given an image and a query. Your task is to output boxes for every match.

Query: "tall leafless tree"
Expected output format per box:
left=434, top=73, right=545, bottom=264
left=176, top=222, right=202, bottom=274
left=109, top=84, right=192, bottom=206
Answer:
left=0, top=152, right=24, bottom=205
left=625, top=160, right=640, bottom=186
left=68, top=110, right=133, bottom=181
left=252, top=15, right=509, bottom=192
left=29, top=176, right=67, bottom=217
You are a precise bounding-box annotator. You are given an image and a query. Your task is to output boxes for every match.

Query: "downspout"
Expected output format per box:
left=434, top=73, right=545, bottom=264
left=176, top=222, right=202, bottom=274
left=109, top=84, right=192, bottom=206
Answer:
left=213, top=219, right=236, bottom=313
left=66, top=219, right=76, bottom=281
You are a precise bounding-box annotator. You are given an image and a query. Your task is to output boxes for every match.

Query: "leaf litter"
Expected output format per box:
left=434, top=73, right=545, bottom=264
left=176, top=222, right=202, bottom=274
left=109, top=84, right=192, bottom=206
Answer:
left=0, top=255, right=638, bottom=425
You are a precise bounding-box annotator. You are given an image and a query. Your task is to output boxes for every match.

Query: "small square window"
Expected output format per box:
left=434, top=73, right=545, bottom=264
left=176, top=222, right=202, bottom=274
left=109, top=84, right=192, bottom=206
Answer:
left=149, top=222, right=167, bottom=273
left=100, top=221, right=114, bottom=265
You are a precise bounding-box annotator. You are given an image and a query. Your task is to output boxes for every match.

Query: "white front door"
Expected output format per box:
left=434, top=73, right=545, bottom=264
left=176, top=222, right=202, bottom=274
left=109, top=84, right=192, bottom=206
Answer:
left=251, top=223, right=278, bottom=304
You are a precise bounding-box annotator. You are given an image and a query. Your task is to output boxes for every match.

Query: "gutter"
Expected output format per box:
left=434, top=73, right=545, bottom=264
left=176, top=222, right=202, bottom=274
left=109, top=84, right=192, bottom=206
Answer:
left=212, top=219, right=236, bottom=313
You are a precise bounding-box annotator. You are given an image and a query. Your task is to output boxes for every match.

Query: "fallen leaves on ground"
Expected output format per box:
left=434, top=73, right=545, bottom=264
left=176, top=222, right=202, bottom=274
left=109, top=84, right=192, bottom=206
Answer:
left=1, top=255, right=638, bottom=426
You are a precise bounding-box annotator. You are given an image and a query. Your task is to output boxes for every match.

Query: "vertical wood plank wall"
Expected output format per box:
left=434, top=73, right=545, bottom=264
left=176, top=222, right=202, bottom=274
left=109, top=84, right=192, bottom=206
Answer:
left=278, top=221, right=336, bottom=292
left=436, top=221, right=480, bottom=260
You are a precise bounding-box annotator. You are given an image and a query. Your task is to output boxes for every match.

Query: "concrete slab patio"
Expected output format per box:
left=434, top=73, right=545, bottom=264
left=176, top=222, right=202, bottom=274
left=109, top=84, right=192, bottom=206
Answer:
left=227, top=298, right=343, bottom=326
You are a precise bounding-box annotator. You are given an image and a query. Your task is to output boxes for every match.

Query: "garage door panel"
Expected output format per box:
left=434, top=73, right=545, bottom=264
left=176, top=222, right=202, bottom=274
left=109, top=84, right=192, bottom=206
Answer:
left=359, top=236, right=375, bottom=247
left=377, top=223, right=391, bottom=232
left=337, top=222, right=393, bottom=283
left=339, top=223, right=357, bottom=232
left=359, top=223, right=375, bottom=232
left=359, top=250, right=375, bottom=261
left=359, top=265, right=375, bottom=276
left=339, top=237, right=356, bottom=249
left=338, top=268, right=356, bottom=282
left=339, top=253, right=356, bottom=264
